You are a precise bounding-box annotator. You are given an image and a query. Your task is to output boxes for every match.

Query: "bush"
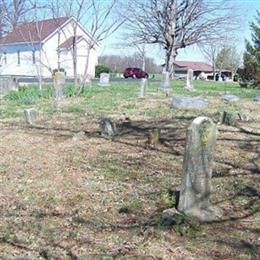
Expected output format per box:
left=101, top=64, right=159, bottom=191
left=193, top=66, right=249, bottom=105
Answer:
left=95, top=64, right=110, bottom=78
left=52, top=68, right=66, bottom=77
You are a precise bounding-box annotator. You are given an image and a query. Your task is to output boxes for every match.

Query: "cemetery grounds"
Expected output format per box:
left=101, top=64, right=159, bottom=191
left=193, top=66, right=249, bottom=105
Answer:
left=0, top=80, right=259, bottom=259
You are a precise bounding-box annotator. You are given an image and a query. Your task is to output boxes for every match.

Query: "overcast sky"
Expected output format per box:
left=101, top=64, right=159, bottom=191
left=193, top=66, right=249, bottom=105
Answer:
left=99, top=0, right=260, bottom=65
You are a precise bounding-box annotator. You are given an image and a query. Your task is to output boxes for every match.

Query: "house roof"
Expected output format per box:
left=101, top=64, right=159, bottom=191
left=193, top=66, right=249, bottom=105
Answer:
left=0, top=17, right=70, bottom=45
left=58, top=36, right=83, bottom=49
left=173, top=61, right=213, bottom=72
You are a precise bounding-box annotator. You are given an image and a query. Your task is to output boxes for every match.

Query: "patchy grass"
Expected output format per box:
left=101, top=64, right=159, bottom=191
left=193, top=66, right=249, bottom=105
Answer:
left=0, top=80, right=259, bottom=258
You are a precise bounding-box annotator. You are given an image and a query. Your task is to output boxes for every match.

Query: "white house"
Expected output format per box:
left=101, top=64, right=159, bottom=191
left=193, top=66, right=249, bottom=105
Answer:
left=0, top=17, right=98, bottom=78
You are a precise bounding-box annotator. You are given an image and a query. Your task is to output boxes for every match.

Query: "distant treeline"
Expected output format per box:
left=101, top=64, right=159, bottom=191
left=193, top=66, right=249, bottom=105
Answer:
left=98, top=53, right=162, bottom=74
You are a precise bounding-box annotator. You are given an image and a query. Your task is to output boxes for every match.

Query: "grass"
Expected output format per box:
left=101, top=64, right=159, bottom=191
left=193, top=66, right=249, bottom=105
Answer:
left=0, top=79, right=259, bottom=258
left=1, top=80, right=259, bottom=120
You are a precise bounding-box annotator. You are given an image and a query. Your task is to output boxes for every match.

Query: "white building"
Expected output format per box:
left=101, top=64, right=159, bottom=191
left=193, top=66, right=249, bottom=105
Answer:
left=0, top=17, right=98, bottom=78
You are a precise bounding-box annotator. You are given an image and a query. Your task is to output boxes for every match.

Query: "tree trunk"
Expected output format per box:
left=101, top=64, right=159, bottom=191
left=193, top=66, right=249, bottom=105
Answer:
left=83, top=46, right=91, bottom=84
left=38, top=48, right=42, bottom=90
left=77, top=46, right=92, bottom=94
left=213, top=65, right=216, bottom=81
left=142, top=43, right=145, bottom=71
left=165, top=47, right=177, bottom=79
left=72, top=35, right=77, bottom=86
left=57, top=32, right=61, bottom=70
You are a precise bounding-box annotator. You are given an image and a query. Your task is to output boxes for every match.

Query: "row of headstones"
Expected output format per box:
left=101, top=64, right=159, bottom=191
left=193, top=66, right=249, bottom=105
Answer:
left=159, top=69, right=194, bottom=93
left=57, top=70, right=260, bottom=104
left=98, top=73, right=149, bottom=99
left=56, top=70, right=220, bottom=101
left=23, top=107, right=222, bottom=222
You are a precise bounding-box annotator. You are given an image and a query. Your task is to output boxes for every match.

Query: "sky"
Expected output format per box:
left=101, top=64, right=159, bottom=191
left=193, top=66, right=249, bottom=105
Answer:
left=99, top=0, right=260, bottom=65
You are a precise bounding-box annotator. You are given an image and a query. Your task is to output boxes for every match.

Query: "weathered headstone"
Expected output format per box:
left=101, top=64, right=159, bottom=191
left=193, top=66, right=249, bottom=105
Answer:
left=53, top=71, right=66, bottom=104
left=221, top=94, right=240, bottom=102
left=185, top=69, right=194, bottom=91
left=171, top=97, right=208, bottom=109
left=139, top=78, right=148, bottom=98
left=178, top=116, right=223, bottom=222
left=24, top=108, right=37, bottom=125
left=99, top=118, right=117, bottom=138
left=98, top=73, right=110, bottom=87
left=159, top=71, right=171, bottom=93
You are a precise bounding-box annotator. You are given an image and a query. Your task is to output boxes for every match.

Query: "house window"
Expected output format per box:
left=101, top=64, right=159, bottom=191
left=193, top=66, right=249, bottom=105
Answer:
left=32, top=51, right=35, bottom=64
left=17, top=51, right=20, bottom=65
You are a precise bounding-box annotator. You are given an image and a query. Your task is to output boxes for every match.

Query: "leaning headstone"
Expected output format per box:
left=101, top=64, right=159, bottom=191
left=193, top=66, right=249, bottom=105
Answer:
left=184, top=69, right=194, bottom=91
left=178, top=117, right=223, bottom=222
left=171, top=97, right=208, bottom=109
left=53, top=71, right=66, bottom=104
left=99, top=118, right=117, bottom=138
left=98, top=73, right=110, bottom=87
left=253, top=96, right=260, bottom=102
left=221, top=94, right=240, bottom=102
left=24, top=108, right=37, bottom=126
left=139, top=78, right=148, bottom=98
left=159, top=71, right=171, bottom=93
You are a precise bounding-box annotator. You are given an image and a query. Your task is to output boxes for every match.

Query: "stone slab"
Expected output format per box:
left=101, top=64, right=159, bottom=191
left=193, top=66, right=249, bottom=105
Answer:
left=171, top=97, right=208, bottom=109
left=221, top=94, right=240, bottom=102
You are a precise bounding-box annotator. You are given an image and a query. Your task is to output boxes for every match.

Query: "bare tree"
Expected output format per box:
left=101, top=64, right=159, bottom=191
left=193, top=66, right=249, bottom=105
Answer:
left=216, top=46, right=241, bottom=79
left=80, top=0, right=125, bottom=86
left=49, top=0, right=124, bottom=87
left=0, top=1, right=6, bottom=36
left=1, top=0, right=36, bottom=31
left=123, top=0, right=239, bottom=77
left=99, top=54, right=160, bottom=74
left=49, top=0, right=91, bottom=85
left=199, top=39, right=224, bottom=81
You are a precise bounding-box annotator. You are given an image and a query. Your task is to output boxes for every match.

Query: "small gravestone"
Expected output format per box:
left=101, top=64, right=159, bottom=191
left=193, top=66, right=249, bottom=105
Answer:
left=253, top=96, right=260, bottom=102
left=178, top=117, right=223, bottom=222
left=221, top=94, right=240, bottom=102
left=24, top=108, right=37, bottom=125
left=98, top=73, right=110, bottom=87
left=184, top=69, right=194, bottom=91
left=99, top=118, right=117, bottom=138
left=219, top=111, right=236, bottom=125
left=171, top=97, right=208, bottom=109
left=238, top=111, right=250, bottom=122
left=159, top=71, right=171, bottom=93
left=139, top=78, right=148, bottom=98
left=53, top=71, right=66, bottom=104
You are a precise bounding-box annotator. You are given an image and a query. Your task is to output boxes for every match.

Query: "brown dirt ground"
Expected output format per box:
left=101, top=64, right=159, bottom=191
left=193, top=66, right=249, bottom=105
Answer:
left=0, top=97, right=259, bottom=259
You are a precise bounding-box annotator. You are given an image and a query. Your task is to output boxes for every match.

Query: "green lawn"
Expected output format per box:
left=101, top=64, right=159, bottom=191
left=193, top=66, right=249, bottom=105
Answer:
left=1, top=79, right=259, bottom=119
